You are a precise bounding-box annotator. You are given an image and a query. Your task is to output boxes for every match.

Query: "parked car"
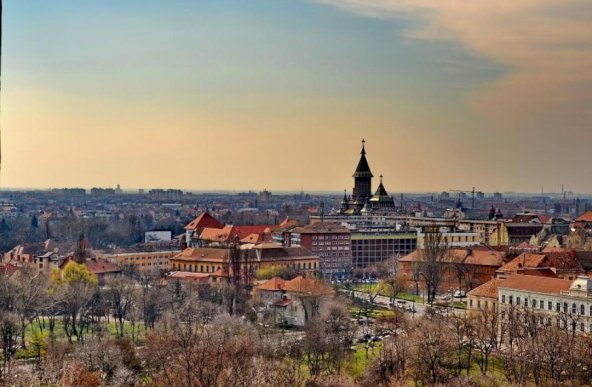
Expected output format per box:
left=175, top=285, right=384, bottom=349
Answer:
left=453, top=290, right=466, bottom=298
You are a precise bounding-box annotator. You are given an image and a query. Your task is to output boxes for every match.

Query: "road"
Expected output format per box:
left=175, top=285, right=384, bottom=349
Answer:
left=343, top=289, right=466, bottom=317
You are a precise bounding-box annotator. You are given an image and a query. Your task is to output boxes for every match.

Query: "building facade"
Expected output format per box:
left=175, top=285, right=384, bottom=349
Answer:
left=290, top=222, right=352, bottom=277
left=99, top=250, right=179, bottom=272
left=351, top=231, right=417, bottom=269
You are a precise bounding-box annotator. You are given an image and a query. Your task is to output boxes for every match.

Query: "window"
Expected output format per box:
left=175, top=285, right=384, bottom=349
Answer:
left=556, top=302, right=560, bottom=312
left=581, top=304, right=585, bottom=316
left=563, top=302, right=568, bottom=313
left=548, top=301, right=552, bottom=310
left=532, top=299, right=536, bottom=308
left=477, top=300, right=481, bottom=308
left=470, top=299, right=473, bottom=307
left=516, top=297, right=521, bottom=306
left=501, top=295, right=506, bottom=304
left=509, top=296, right=513, bottom=305
left=572, top=303, right=576, bottom=314
left=540, top=300, right=544, bottom=309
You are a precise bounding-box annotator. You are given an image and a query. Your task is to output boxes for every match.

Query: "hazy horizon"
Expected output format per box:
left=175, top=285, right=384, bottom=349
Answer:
left=3, top=1, right=592, bottom=193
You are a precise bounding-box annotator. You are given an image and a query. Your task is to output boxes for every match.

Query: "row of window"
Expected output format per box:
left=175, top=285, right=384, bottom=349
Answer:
left=312, top=235, right=349, bottom=240
left=312, top=241, right=350, bottom=246
left=500, top=312, right=591, bottom=333
left=501, top=294, right=592, bottom=316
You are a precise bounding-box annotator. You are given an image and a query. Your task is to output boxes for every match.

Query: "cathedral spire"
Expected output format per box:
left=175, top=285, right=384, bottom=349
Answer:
left=352, top=140, right=373, bottom=178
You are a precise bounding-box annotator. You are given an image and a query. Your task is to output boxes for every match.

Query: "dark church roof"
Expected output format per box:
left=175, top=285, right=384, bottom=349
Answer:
left=371, top=176, right=390, bottom=198
left=352, top=141, right=373, bottom=178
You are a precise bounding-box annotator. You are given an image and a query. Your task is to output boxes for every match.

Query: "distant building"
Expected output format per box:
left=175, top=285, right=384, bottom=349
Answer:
left=351, top=231, right=417, bottom=269
left=254, top=276, right=335, bottom=326
left=99, top=250, right=179, bottom=272
left=340, top=140, right=396, bottom=215
left=290, top=222, right=352, bottom=277
left=170, top=243, right=319, bottom=283
left=145, top=230, right=172, bottom=243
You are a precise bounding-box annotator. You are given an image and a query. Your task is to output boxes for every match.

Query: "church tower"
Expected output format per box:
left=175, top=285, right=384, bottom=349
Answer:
left=352, top=139, right=373, bottom=208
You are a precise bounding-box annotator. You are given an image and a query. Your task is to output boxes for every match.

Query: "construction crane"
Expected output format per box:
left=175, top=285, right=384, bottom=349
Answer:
left=448, top=187, right=481, bottom=210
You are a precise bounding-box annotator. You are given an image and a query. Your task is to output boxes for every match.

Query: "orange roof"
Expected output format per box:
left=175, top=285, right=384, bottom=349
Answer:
left=173, top=247, right=229, bottom=262
left=0, top=263, right=18, bottom=277
left=240, top=233, right=263, bottom=244
left=576, top=211, right=592, bottom=223
left=467, top=278, right=504, bottom=299
left=255, top=277, right=286, bottom=291
left=233, top=225, right=271, bottom=239
left=184, top=212, right=224, bottom=231
left=166, top=271, right=211, bottom=283
left=199, top=226, right=240, bottom=243
left=399, top=248, right=505, bottom=267
left=497, top=253, right=547, bottom=273
left=283, top=276, right=334, bottom=296
left=499, top=274, right=572, bottom=294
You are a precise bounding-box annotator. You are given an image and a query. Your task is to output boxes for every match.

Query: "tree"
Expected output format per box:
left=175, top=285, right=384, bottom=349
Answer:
left=419, top=227, right=448, bottom=304
left=409, top=317, right=454, bottom=385
left=105, top=276, right=137, bottom=338
left=50, top=262, right=98, bottom=343
left=11, top=266, right=46, bottom=348
left=30, top=214, right=39, bottom=229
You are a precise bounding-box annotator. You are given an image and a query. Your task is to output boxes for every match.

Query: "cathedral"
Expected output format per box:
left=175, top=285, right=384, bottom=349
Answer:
left=339, top=140, right=397, bottom=215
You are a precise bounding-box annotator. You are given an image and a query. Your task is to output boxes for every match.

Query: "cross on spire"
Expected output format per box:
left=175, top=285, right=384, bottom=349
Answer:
left=361, top=139, right=366, bottom=155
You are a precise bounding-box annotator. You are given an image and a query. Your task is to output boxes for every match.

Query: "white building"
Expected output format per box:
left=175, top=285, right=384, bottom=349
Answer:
left=497, top=275, right=592, bottom=334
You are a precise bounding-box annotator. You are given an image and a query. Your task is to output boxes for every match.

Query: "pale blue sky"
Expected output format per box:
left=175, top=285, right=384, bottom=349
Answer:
left=3, top=0, right=591, bottom=193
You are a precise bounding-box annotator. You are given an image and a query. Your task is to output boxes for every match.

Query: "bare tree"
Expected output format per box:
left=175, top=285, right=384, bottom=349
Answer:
left=418, top=227, right=448, bottom=304
left=106, top=276, right=137, bottom=338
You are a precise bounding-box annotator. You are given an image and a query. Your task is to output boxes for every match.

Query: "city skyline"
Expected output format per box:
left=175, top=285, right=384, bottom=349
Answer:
left=3, top=0, right=592, bottom=193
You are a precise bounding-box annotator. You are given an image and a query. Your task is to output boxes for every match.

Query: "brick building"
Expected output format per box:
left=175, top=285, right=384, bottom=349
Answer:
left=290, top=222, right=352, bottom=277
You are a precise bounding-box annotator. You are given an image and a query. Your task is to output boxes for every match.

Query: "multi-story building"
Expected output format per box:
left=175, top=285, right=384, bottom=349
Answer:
left=170, top=243, right=319, bottom=282
left=289, top=222, right=352, bottom=277
left=416, top=229, right=480, bottom=249
left=468, top=274, right=592, bottom=334
left=498, top=275, right=592, bottom=334
left=99, top=250, right=179, bottom=272
left=351, top=231, right=417, bottom=269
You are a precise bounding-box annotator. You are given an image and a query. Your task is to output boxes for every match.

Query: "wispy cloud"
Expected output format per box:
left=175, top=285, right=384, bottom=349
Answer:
left=315, top=0, right=592, bottom=133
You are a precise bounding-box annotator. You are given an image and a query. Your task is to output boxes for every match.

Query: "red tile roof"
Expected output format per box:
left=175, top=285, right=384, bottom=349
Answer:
left=184, top=212, right=224, bottom=231
left=199, top=226, right=240, bottom=243
left=0, top=263, right=18, bottom=277
left=166, top=271, right=211, bottom=283
left=467, top=278, right=504, bottom=299
left=283, top=276, right=334, bottom=296
left=240, top=233, right=264, bottom=244
left=576, top=211, right=592, bottom=223
left=256, top=277, right=287, bottom=291
left=399, top=248, right=505, bottom=267
left=499, top=274, right=572, bottom=294
left=233, top=225, right=271, bottom=239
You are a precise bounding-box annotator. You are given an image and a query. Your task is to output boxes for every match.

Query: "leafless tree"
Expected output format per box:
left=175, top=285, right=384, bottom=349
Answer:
left=418, top=226, right=448, bottom=304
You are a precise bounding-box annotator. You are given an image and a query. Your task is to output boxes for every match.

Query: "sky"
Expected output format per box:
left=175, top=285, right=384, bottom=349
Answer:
left=2, top=0, right=592, bottom=194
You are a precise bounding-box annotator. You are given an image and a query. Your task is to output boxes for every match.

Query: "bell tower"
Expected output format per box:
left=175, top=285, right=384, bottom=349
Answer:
left=352, top=139, right=373, bottom=206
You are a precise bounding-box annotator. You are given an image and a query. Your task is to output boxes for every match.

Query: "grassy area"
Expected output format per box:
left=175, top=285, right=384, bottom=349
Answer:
left=12, top=317, right=146, bottom=360
left=349, top=307, right=396, bottom=318
left=343, top=343, right=381, bottom=379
